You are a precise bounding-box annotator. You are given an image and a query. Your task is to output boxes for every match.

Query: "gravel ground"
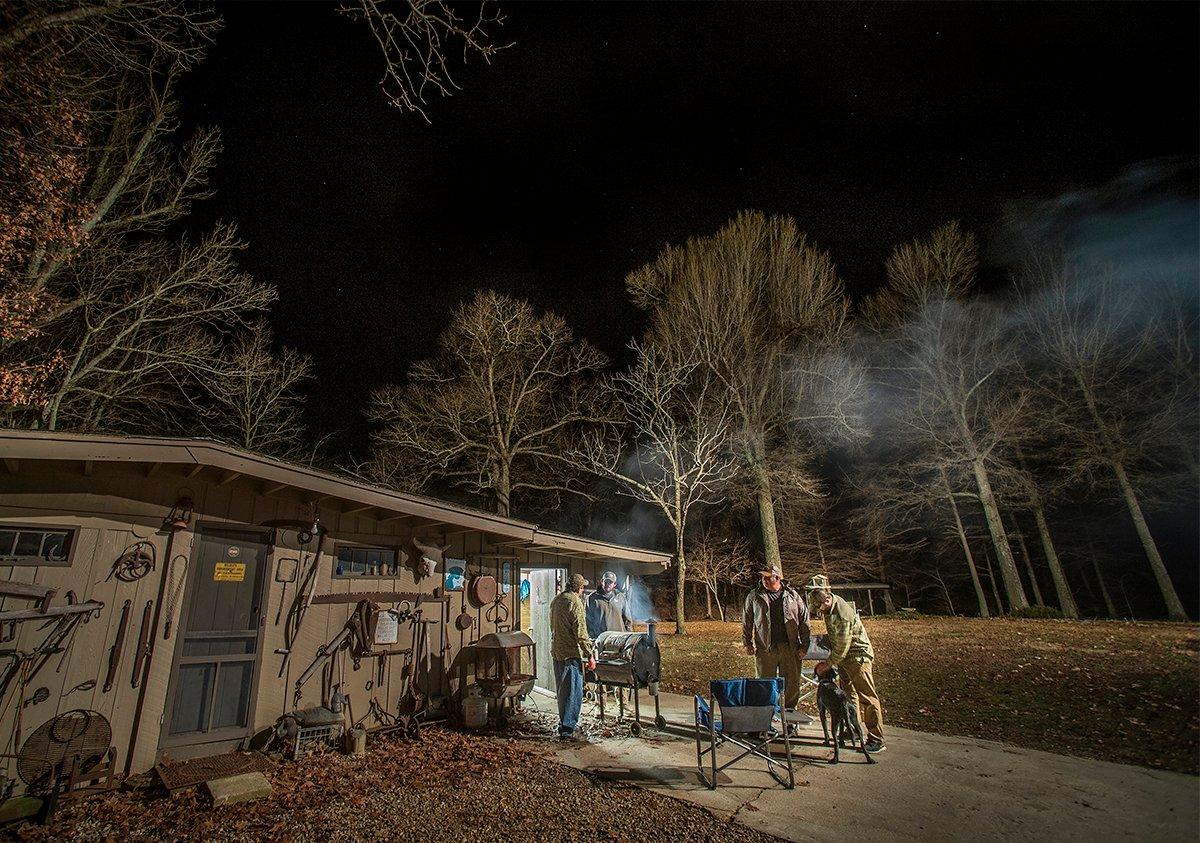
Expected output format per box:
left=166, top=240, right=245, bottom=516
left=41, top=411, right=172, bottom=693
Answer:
left=8, top=725, right=775, bottom=843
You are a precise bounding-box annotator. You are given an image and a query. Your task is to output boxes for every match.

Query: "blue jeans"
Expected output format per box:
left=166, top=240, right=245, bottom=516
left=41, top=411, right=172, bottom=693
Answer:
left=554, top=658, right=584, bottom=736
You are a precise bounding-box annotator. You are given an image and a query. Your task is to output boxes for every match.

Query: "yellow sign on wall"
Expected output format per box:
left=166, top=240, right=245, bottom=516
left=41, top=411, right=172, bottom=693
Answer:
left=213, top=562, right=246, bottom=582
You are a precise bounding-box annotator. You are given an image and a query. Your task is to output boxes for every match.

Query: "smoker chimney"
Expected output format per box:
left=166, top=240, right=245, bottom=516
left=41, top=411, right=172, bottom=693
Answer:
left=646, top=620, right=657, bottom=646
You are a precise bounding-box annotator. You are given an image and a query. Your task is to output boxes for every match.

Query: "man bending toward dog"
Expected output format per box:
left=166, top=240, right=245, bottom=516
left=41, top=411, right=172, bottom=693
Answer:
left=810, top=587, right=885, bottom=753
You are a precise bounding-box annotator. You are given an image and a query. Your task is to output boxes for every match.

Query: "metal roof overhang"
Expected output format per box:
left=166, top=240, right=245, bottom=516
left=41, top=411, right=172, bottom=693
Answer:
left=0, top=431, right=672, bottom=569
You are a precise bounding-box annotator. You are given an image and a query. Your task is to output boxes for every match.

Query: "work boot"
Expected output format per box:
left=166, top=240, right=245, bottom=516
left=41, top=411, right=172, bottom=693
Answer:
left=559, top=731, right=589, bottom=743
left=864, top=738, right=886, bottom=753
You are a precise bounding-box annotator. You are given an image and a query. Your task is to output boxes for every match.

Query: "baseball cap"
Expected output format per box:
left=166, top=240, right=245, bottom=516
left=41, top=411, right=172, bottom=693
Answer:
left=758, top=564, right=783, bottom=578
left=602, top=571, right=618, bottom=583
left=566, top=573, right=589, bottom=591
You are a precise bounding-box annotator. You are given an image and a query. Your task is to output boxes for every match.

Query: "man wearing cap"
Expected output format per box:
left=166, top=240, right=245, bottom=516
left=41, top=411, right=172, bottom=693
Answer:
left=742, top=564, right=811, bottom=713
left=810, top=586, right=885, bottom=753
left=550, top=573, right=596, bottom=741
left=586, top=570, right=632, bottom=639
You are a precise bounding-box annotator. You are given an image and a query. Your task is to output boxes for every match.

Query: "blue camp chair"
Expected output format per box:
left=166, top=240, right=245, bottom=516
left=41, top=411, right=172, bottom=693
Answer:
left=694, top=677, right=794, bottom=789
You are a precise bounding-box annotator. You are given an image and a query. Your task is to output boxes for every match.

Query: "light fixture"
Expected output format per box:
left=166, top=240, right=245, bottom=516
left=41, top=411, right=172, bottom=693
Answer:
left=164, top=497, right=194, bottom=532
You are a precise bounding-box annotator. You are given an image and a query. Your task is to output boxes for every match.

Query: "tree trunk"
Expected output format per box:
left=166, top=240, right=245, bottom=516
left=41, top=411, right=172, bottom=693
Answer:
left=494, top=460, right=511, bottom=517
left=1111, top=459, right=1188, bottom=621
left=1008, top=514, right=1044, bottom=605
left=1031, top=506, right=1079, bottom=618
left=749, top=439, right=782, bottom=572
left=1074, top=374, right=1187, bottom=620
left=983, top=548, right=1005, bottom=616
left=704, top=582, right=713, bottom=619
left=942, top=469, right=989, bottom=618
left=876, top=544, right=896, bottom=613
left=1087, top=537, right=1118, bottom=619
left=674, top=530, right=687, bottom=635
left=712, top=584, right=726, bottom=622
left=971, top=458, right=1029, bottom=610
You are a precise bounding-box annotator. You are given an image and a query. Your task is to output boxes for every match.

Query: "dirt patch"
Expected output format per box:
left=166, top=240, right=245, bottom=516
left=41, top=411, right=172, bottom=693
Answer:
left=657, top=617, right=1199, bottom=774
left=7, top=727, right=774, bottom=842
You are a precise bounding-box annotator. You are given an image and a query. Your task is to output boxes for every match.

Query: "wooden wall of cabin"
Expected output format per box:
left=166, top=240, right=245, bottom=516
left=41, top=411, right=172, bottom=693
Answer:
left=0, top=461, right=533, bottom=779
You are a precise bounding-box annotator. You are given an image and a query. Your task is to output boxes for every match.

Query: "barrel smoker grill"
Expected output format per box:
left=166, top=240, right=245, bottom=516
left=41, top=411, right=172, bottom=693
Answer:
left=586, top=621, right=665, bottom=736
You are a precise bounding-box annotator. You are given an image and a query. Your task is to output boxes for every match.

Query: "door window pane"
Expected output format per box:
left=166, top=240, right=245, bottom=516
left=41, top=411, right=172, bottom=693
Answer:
left=212, top=662, right=253, bottom=729
left=169, top=663, right=213, bottom=734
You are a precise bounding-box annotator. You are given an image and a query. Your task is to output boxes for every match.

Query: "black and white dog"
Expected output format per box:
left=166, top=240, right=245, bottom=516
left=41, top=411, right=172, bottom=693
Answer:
left=816, top=666, right=875, bottom=764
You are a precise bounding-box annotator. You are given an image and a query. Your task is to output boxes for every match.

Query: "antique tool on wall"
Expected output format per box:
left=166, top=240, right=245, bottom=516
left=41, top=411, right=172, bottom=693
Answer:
left=278, top=521, right=326, bottom=676
left=273, top=557, right=299, bottom=626
left=103, top=600, right=131, bottom=693
left=129, top=600, right=153, bottom=689
left=107, top=541, right=156, bottom=583
left=162, top=555, right=189, bottom=640
left=0, top=598, right=104, bottom=701
left=467, top=574, right=497, bottom=608
left=0, top=582, right=58, bottom=614
left=454, top=589, right=473, bottom=632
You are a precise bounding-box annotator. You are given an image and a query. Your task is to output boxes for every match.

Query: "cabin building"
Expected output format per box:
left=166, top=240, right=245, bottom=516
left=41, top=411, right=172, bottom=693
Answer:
left=0, top=429, right=669, bottom=783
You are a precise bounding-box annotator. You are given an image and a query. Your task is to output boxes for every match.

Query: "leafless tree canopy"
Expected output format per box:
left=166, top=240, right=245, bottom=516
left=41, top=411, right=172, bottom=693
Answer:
left=627, top=210, right=862, bottom=574
left=341, top=0, right=510, bottom=121
left=367, top=290, right=610, bottom=516
left=0, top=1, right=309, bottom=446
left=572, top=341, right=737, bottom=633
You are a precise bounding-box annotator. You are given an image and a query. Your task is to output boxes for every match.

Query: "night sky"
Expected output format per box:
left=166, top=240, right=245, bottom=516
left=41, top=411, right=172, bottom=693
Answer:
left=179, top=2, right=1199, bottom=451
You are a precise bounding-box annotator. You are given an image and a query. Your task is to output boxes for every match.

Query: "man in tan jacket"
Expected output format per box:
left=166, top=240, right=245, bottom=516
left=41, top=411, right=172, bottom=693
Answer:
left=811, top=586, right=885, bottom=753
left=742, top=564, right=811, bottom=711
left=550, top=573, right=596, bottom=741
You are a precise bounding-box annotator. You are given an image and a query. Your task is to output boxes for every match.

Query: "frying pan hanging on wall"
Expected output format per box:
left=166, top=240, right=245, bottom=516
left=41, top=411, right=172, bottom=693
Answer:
left=467, top=574, right=497, bottom=608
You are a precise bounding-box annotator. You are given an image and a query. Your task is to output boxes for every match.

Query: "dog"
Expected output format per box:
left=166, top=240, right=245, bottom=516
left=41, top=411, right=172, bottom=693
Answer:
left=816, top=666, right=875, bottom=764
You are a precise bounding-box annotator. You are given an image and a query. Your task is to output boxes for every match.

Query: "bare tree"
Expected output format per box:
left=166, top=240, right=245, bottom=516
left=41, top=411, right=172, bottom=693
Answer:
left=194, top=327, right=313, bottom=458
left=36, top=226, right=275, bottom=431
left=1015, top=254, right=1190, bottom=621
left=686, top=528, right=752, bottom=621
left=627, top=211, right=861, bottom=575
left=341, top=0, right=510, bottom=121
left=864, top=223, right=1030, bottom=611
left=367, top=290, right=609, bottom=516
left=573, top=342, right=737, bottom=634
left=0, top=2, right=286, bottom=436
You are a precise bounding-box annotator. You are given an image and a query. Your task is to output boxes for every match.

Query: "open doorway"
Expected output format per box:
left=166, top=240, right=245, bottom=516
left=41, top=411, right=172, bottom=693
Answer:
left=519, top=567, right=566, bottom=693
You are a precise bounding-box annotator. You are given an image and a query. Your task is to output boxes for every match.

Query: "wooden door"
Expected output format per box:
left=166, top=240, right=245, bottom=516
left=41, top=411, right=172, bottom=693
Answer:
left=160, top=526, right=270, bottom=755
left=523, top=568, right=565, bottom=693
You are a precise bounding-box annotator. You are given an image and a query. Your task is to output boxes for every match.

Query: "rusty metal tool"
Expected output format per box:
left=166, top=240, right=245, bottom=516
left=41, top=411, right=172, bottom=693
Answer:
left=104, top=600, right=131, bottom=693
left=130, top=600, right=153, bottom=689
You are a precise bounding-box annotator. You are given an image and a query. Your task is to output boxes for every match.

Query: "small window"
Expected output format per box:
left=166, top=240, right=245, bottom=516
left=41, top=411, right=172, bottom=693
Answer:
left=334, top=545, right=399, bottom=577
left=0, top=526, right=75, bottom=566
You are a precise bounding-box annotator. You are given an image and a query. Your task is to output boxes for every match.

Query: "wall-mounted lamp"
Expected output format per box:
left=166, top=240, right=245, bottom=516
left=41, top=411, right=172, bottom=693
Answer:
left=164, top=496, right=194, bottom=532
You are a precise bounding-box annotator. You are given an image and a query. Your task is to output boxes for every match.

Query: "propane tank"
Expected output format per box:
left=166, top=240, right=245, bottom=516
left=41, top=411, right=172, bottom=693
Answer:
left=462, top=685, right=488, bottom=729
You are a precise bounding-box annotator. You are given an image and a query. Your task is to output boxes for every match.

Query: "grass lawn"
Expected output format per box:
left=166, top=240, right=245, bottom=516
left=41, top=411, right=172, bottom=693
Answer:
left=657, top=617, right=1199, bottom=775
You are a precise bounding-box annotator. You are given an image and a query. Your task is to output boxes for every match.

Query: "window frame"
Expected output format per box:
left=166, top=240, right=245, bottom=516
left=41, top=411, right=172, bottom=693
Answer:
left=331, top=542, right=402, bottom=579
left=0, top=524, right=79, bottom=567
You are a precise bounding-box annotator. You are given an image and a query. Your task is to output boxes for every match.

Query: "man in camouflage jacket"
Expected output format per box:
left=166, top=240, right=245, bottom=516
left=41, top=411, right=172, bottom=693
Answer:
left=811, top=586, right=885, bottom=752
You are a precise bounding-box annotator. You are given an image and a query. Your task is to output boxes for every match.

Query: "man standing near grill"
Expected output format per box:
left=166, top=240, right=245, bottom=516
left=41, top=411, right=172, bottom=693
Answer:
left=742, top=564, right=811, bottom=714
left=810, top=586, right=885, bottom=753
left=550, top=573, right=596, bottom=741
left=586, top=570, right=632, bottom=639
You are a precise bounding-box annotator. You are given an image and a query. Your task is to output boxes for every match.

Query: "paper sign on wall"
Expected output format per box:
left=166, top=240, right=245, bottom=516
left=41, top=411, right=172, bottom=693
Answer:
left=214, top=562, right=246, bottom=582
left=374, top=610, right=399, bottom=645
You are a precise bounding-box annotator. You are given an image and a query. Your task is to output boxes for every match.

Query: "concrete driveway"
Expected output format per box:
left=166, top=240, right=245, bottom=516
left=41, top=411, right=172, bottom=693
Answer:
left=548, top=691, right=1198, bottom=842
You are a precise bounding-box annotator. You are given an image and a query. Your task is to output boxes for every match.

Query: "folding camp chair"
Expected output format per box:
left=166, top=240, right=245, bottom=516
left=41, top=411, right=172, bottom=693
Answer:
left=694, top=677, right=794, bottom=790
